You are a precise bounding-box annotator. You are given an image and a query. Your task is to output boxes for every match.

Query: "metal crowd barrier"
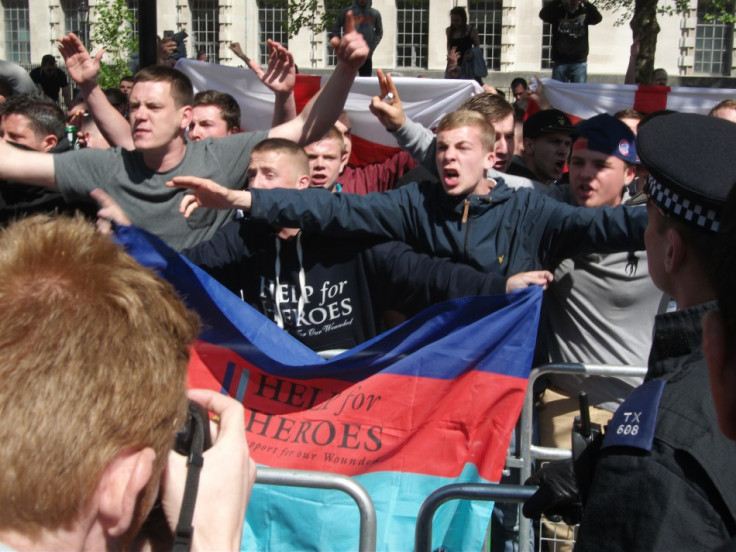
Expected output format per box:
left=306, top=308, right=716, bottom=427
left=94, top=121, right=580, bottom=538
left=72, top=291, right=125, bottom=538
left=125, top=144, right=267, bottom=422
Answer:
left=254, top=365, right=648, bottom=552
left=255, top=467, right=377, bottom=552
left=415, top=483, right=538, bottom=552
left=514, top=363, right=648, bottom=552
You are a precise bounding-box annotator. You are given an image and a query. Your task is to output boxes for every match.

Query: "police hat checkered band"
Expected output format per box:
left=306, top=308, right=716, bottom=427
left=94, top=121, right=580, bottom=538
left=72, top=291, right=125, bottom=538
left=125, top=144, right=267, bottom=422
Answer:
left=648, top=176, right=720, bottom=233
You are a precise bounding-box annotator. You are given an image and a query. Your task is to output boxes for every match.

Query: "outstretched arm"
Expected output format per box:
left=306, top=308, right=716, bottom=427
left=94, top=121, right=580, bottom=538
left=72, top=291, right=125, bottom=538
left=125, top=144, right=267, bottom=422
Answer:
left=269, top=12, right=368, bottom=145
left=0, top=141, right=57, bottom=189
left=57, top=33, right=133, bottom=150
left=168, top=176, right=252, bottom=218
left=367, top=241, right=554, bottom=316
left=236, top=40, right=297, bottom=126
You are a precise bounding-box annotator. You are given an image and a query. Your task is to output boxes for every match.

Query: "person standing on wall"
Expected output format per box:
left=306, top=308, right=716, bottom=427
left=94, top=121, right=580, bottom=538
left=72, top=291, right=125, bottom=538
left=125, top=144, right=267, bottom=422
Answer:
left=331, top=0, right=383, bottom=77
left=540, top=0, right=602, bottom=83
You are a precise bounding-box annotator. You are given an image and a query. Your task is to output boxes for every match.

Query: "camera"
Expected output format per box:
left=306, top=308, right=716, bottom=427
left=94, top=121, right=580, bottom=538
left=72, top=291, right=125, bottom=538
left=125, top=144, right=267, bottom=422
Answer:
left=136, top=400, right=212, bottom=550
left=174, top=400, right=212, bottom=456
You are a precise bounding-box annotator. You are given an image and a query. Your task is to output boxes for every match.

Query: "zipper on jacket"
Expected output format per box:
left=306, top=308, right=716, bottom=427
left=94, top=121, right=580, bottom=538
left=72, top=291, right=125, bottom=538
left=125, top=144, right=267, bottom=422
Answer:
left=462, top=198, right=471, bottom=255
left=462, top=195, right=491, bottom=259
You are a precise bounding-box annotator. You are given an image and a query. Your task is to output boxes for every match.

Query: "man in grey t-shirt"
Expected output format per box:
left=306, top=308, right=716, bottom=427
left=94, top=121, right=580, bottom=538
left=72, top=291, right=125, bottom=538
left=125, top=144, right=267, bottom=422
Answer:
left=0, top=20, right=369, bottom=250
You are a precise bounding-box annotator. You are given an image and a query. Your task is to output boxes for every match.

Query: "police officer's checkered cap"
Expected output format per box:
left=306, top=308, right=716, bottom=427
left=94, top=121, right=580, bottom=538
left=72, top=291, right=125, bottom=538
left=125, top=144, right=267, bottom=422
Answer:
left=638, top=112, right=736, bottom=233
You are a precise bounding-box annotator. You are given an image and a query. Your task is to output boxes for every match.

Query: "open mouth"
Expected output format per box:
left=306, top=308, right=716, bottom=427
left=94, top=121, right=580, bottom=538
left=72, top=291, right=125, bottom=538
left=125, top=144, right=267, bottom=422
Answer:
left=443, top=168, right=460, bottom=187
left=576, top=186, right=594, bottom=198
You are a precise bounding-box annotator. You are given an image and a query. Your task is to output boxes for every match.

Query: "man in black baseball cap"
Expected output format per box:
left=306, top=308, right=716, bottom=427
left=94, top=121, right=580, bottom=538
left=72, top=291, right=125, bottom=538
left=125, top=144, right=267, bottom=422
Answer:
left=507, top=108, right=574, bottom=185
left=526, top=112, right=736, bottom=551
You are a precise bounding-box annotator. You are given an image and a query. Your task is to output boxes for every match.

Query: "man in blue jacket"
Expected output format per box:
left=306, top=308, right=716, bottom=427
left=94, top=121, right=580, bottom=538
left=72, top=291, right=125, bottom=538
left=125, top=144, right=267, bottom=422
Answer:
left=182, top=136, right=552, bottom=353
left=172, top=109, right=646, bottom=277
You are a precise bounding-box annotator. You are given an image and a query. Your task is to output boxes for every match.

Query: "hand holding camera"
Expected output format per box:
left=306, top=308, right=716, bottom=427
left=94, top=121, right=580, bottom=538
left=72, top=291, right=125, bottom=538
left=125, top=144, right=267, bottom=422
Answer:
left=162, top=389, right=257, bottom=552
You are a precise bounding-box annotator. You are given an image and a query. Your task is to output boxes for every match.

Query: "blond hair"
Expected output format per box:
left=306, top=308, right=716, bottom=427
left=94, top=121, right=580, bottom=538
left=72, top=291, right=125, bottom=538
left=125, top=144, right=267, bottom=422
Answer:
left=437, top=110, right=496, bottom=152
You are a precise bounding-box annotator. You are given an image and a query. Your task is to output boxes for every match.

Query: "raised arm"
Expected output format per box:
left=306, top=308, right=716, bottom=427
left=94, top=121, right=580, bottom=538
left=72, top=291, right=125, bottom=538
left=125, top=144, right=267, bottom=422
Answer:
left=236, top=40, right=297, bottom=126
left=624, top=38, right=640, bottom=85
left=268, top=12, right=368, bottom=145
left=57, top=33, right=134, bottom=150
left=445, top=47, right=462, bottom=79
left=585, top=1, right=603, bottom=25
left=61, top=82, right=72, bottom=109
left=0, top=141, right=57, bottom=189
left=368, top=71, right=438, bottom=171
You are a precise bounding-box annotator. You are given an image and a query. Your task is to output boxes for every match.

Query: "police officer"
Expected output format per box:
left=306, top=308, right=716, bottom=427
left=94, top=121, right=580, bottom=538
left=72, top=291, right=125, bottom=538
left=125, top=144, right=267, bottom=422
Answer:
left=525, top=112, right=736, bottom=551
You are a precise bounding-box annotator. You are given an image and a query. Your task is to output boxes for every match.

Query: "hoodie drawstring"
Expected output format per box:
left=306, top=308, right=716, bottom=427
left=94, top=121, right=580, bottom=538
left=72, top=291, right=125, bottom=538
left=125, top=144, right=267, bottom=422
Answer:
left=273, top=233, right=308, bottom=328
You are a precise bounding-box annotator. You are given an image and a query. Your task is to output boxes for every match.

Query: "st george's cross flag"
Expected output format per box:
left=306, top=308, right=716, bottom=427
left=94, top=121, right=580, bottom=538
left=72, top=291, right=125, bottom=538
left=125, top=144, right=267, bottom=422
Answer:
left=175, top=58, right=482, bottom=166
left=116, top=225, right=542, bottom=552
left=540, top=77, right=736, bottom=121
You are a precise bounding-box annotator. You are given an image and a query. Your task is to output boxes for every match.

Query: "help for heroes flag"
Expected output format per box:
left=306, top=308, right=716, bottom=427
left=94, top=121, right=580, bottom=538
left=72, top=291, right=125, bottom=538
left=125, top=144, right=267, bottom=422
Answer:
left=118, top=226, right=541, bottom=552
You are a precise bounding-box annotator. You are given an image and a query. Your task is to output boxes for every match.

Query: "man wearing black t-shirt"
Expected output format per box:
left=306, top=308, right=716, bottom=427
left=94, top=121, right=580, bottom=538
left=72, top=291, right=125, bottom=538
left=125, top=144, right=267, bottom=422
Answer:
left=30, top=55, right=72, bottom=107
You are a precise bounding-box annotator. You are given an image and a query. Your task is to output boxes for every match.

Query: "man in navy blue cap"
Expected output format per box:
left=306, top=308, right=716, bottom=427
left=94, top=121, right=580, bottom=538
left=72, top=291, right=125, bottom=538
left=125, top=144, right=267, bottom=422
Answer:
left=567, top=113, right=638, bottom=208
left=507, top=109, right=575, bottom=186
left=526, top=112, right=736, bottom=551
left=535, top=113, right=664, bottom=548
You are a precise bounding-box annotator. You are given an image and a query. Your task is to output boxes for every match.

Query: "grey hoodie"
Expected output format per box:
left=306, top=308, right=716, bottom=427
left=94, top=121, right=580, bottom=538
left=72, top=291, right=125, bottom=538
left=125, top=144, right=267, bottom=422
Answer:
left=330, top=0, right=383, bottom=54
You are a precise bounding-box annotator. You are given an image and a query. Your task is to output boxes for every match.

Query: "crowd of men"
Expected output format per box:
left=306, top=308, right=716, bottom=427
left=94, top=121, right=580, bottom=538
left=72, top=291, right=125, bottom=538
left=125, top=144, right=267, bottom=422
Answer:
left=1, top=15, right=736, bottom=552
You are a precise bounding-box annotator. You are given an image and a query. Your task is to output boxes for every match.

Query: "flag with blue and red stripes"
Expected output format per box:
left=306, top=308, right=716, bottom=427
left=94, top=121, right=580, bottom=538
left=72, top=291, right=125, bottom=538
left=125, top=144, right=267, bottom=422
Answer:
left=117, top=225, right=541, bottom=552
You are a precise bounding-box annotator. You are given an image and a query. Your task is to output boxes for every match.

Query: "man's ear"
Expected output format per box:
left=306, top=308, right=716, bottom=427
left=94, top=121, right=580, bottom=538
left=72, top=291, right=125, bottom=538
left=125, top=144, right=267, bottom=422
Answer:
left=624, top=163, right=637, bottom=186
left=96, top=448, right=157, bottom=538
left=180, top=105, right=194, bottom=129
left=664, top=227, right=686, bottom=275
left=703, top=310, right=736, bottom=440
left=295, top=174, right=311, bottom=190
left=42, top=134, right=58, bottom=152
left=228, top=126, right=242, bottom=135
left=339, top=151, right=349, bottom=174
left=483, top=147, right=496, bottom=172
left=522, top=137, right=534, bottom=155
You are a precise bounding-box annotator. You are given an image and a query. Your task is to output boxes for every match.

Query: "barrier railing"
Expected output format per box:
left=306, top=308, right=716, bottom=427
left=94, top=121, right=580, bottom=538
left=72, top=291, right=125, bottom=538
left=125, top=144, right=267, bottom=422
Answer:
left=415, top=483, right=538, bottom=552
left=514, top=363, right=648, bottom=552
left=255, top=467, right=377, bottom=552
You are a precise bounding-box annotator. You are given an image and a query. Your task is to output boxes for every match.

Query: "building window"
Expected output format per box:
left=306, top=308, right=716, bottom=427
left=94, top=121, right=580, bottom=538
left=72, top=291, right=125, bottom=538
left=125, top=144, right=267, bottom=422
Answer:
left=258, top=0, right=288, bottom=64
left=324, top=0, right=342, bottom=67
left=694, top=0, right=734, bottom=75
left=191, top=0, right=220, bottom=63
left=127, top=0, right=138, bottom=42
left=3, top=0, right=30, bottom=64
left=541, top=22, right=552, bottom=69
left=60, top=0, right=81, bottom=35
left=468, top=0, right=501, bottom=72
left=396, top=0, right=428, bottom=68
